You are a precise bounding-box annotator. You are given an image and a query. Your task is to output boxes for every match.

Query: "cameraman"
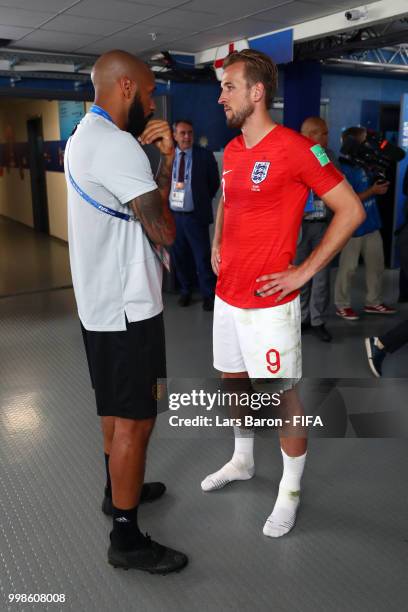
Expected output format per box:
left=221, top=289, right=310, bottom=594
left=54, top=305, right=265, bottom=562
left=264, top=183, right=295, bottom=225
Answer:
left=335, top=126, right=396, bottom=319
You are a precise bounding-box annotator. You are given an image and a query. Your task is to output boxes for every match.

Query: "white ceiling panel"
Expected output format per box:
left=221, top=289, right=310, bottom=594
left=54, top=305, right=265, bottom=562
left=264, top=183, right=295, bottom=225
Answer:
left=138, top=9, right=228, bottom=30
left=170, top=35, right=230, bottom=52
left=139, top=30, right=190, bottom=47
left=0, top=0, right=77, bottom=10
left=186, top=0, right=294, bottom=19
left=0, top=25, right=33, bottom=40
left=0, top=6, right=54, bottom=27
left=254, top=1, right=347, bottom=24
left=117, top=0, right=191, bottom=6
left=74, top=23, right=161, bottom=54
left=8, top=39, right=97, bottom=53
left=144, top=24, right=188, bottom=35
left=306, top=0, right=380, bottom=7
left=72, top=41, right=123, bottom=55
left=159, top=35, right=217, bottom=53
left=66, top=0, right=169, bottom=22
left=41, top=14, right=129, bottom=36
left=77, top=36, right=153, bottom=55
left=9, top=29, right=101, bottom=52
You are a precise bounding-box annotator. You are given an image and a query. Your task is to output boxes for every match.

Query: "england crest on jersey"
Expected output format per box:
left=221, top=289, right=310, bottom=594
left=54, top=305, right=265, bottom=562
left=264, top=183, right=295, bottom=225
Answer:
left=251, top=161, right=270, bottom=184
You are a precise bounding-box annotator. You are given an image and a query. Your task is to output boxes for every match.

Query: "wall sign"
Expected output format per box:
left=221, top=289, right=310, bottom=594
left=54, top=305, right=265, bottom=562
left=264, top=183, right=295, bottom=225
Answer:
left=58, top=101, right=85, bottom=140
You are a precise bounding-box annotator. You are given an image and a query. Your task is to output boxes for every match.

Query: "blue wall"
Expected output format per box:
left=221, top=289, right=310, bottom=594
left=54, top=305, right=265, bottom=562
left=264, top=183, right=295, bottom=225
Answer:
left=321, top=71, right=408, bottom=155
left=284, top=61, right=322, bottom=131
left=171, top=81, right=238, bottom=151
left=156, top=80, right=238, bottom=151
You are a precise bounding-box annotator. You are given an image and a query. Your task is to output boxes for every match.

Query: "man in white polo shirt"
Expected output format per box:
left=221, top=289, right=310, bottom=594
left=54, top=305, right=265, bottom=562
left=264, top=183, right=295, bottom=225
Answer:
left=65, top=49, right=187, bottom=574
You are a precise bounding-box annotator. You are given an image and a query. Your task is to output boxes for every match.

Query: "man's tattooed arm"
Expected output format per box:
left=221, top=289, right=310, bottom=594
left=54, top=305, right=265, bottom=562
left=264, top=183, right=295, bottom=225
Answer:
left=128, top=188, right=176, bottom=247
left=126, top=147, right=175, bottom=246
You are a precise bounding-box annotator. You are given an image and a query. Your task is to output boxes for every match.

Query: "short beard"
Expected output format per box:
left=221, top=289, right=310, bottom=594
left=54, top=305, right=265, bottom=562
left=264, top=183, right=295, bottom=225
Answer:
left=226, top=101, right=255, bottom=129
left=126, top=93, right=153, bottom=138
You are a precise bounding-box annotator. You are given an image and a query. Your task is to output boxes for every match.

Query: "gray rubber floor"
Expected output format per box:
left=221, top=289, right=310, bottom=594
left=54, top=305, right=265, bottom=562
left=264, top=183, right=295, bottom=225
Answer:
left=0, top=222, right=407, bottom=612
left=0, top=217, right=72, bottom=298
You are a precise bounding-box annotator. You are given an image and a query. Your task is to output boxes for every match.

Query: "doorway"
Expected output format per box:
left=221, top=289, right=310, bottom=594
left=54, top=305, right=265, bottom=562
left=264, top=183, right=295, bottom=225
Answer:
left=27, top=117, right=49, bottom=234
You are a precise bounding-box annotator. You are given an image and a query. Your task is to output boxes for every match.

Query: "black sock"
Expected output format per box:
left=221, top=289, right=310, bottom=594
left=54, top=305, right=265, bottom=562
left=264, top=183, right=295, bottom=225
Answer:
left=104, top=453, right=111, bottom=498
left=111, top=505, right=145, bottom=551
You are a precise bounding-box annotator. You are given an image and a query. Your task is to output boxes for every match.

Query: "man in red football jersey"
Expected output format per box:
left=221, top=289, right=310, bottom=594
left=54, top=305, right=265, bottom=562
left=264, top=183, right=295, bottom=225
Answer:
left=201, top=49, right=366, bottom=538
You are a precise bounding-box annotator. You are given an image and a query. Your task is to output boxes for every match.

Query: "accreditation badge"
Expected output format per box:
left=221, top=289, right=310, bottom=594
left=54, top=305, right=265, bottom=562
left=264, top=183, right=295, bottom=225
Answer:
left=313, top=199, right=326, bottom=219
left=170, top=181, right=185, bottom=209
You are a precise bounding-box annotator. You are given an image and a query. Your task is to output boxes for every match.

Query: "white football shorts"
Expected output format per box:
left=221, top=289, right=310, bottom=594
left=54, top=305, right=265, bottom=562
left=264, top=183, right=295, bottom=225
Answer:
left=213, top=295, right=302, bottom=379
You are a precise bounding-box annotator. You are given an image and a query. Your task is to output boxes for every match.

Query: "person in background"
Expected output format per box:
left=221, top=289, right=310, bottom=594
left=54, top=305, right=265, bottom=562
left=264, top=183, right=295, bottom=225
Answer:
left=335, top=126, right=396, bottom=320
left=295, top=117, right=337, bottom=342
left=170, top=119, right=220, bottom=311
left=366, top=180, right=408, bottom=376
left=365, top=321, right=408, bottom=377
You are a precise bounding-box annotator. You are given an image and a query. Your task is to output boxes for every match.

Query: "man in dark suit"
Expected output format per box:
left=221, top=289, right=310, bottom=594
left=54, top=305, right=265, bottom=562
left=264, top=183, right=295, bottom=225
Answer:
left=170, top=119, right=220, bottom=310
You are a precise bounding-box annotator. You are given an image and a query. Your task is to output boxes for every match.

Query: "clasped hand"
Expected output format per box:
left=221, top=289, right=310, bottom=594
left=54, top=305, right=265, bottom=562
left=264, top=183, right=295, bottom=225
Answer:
left=138, top=119, right=174, bottom=157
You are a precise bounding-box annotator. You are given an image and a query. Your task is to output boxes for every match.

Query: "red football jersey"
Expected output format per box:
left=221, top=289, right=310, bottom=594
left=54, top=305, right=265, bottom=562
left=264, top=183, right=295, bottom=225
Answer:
left=216, top=125, right=344, bottom=309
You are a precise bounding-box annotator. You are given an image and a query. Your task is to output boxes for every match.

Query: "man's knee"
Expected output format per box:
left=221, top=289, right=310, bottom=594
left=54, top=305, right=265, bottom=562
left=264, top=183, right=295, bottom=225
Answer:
left=113, top=416, right=155, bottom=444
left=344, top=261, right=358, bottom=279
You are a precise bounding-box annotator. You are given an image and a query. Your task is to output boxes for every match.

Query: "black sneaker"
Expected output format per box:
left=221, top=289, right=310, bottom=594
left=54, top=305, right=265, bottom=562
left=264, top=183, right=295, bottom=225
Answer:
left=102, top=482, right=166, bottom=517
left=365, top=337, right=386, bottom=377
left=178, top=294, right=192, bottom=307
left=311, top=324, right=332, bottom=343
left=108, top=534, right=188, bottom=574
left=202, top=296, right=214, bottom=311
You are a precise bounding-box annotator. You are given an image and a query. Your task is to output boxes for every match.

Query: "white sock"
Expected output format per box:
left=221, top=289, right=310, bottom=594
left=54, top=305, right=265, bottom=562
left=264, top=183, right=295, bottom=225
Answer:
left=201, top=427, right=255, bottom=491
left=375, top=337, right=385, bottom=350
left=263, top=448, right=306, bottom=538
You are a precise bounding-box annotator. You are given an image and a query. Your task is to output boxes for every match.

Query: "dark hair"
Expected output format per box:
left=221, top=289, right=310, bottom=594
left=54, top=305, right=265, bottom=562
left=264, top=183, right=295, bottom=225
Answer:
left=173, top=119, right=193, bottom=130
left=223, top=49, right=278, bottom=109
left=342, top=126, right=366, bottom=142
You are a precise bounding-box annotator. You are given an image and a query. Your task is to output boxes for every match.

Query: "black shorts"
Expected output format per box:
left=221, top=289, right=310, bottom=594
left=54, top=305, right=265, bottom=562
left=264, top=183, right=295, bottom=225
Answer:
left=81, top=313, right=166, bottom=420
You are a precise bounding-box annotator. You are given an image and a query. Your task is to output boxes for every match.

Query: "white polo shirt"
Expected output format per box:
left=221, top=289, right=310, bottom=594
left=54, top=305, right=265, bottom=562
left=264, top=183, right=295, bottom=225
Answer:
left=65, top=111, right=163, bottom=331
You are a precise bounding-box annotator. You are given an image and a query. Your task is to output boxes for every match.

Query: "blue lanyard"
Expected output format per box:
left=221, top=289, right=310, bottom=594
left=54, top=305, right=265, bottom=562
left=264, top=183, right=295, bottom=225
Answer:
left=89, top=104, right=113, bottom=123
left=66, top=137, right=131, bottom=221
left=66, top=125, right=170, bottom=270
left=66, top=104, right=130, bottom=220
